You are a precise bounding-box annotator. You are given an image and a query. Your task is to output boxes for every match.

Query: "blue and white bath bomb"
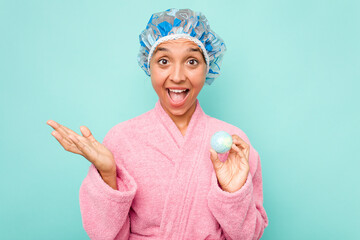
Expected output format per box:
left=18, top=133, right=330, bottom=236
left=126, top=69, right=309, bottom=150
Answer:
left=210, top=131, right=233, bottom=154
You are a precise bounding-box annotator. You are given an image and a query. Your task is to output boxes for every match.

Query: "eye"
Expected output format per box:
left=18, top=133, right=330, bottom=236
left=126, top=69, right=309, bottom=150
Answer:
left=188, top=59, right=198, bottom=65
left=158, top=59, right=168, bottom=65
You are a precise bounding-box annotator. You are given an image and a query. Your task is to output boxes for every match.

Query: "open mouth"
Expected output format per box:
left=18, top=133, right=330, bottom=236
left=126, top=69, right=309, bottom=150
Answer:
left=167, top=88, right=190, bottom=105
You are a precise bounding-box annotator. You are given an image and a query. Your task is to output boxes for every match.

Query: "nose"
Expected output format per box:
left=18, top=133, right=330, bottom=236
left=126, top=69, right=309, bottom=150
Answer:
left=169, top=62, right=186, bottom=83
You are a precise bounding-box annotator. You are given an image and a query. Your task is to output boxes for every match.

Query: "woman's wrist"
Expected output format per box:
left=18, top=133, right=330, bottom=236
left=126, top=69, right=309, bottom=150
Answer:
left=97, top=169, right=118, bottom=190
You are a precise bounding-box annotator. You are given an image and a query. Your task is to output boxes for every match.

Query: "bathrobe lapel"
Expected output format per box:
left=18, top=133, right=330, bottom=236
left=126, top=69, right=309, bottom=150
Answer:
left=154, top=99, right=209, bottom=239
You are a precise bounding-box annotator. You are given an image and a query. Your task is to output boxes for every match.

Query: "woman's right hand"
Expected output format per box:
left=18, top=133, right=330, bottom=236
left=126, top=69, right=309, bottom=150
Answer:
left=46, top=120, right=116, bottom=176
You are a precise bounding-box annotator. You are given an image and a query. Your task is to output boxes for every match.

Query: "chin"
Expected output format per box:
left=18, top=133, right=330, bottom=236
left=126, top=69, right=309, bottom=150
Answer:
left=160, top=97, right=194, bottom=116
left=169, top=101, right=196, bottom=116
left=168, top=107, right=190, bottom=116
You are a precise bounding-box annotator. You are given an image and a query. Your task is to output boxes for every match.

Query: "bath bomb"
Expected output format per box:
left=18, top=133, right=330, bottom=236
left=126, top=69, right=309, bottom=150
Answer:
left=210, top=131, right=233, bottom=154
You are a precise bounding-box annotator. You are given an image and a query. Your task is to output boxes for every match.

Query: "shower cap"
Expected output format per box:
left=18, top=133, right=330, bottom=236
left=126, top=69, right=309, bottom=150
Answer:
left=137, top=8, right=227, bottom=85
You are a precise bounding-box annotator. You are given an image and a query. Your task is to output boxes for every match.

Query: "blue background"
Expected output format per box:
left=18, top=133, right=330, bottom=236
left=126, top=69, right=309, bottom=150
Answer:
left=1, top=0, right=359, bottom=239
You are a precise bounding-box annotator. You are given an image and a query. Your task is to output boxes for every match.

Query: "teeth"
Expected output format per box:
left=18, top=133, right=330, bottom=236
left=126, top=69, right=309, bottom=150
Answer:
left=169, top=89, right=187, bottom=93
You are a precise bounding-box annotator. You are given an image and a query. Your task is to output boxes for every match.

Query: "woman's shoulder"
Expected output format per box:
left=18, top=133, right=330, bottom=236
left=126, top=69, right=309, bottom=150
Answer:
left=104, top=109, right=155, bottom=140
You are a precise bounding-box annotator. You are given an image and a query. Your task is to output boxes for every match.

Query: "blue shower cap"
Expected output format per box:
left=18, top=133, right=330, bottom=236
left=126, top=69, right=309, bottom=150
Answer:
left=137, top=8, right=227, bottom=85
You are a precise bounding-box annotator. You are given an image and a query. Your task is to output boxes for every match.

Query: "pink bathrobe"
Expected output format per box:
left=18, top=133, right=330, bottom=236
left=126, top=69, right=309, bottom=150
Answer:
left=79, top=99, right=268, bottom=240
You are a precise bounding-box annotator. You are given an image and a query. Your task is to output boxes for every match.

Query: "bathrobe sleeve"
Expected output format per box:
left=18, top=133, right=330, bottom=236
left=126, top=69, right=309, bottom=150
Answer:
left=207, top=148, right=269, bottom=240
left=79, top=127, right=137, bottom=240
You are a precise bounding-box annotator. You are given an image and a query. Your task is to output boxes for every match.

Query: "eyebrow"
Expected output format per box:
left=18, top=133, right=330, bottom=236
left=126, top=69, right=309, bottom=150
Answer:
left=153, top=47, right=202, bottom=55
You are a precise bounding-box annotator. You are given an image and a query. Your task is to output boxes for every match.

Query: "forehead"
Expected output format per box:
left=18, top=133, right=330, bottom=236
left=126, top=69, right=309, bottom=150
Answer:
left=154, top=38, right=201, bottom=53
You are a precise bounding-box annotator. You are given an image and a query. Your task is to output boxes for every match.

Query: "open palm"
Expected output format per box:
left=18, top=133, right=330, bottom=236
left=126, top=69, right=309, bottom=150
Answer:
left=47, top=120, right=115, bottom=174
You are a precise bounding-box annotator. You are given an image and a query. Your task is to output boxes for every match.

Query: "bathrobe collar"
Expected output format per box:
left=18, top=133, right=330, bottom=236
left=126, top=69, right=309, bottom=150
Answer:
left=154, top=98, right=210, bottom=238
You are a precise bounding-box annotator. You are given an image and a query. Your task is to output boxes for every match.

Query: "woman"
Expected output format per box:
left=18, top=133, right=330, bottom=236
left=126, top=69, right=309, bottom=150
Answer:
left=47, top=8, right=268, bottom=239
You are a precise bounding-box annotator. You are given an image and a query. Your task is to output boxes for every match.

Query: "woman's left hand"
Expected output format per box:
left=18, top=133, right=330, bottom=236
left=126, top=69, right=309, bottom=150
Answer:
left=209, top=134, right=250, bottom=193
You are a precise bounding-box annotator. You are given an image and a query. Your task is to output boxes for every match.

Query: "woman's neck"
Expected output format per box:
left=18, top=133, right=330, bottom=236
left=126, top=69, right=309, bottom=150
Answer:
left=161, top=101, right=197, bottom=136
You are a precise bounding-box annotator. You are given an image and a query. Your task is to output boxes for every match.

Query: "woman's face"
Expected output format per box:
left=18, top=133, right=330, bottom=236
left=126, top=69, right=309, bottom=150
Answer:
left=149, top=38, right=207, bottom=118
